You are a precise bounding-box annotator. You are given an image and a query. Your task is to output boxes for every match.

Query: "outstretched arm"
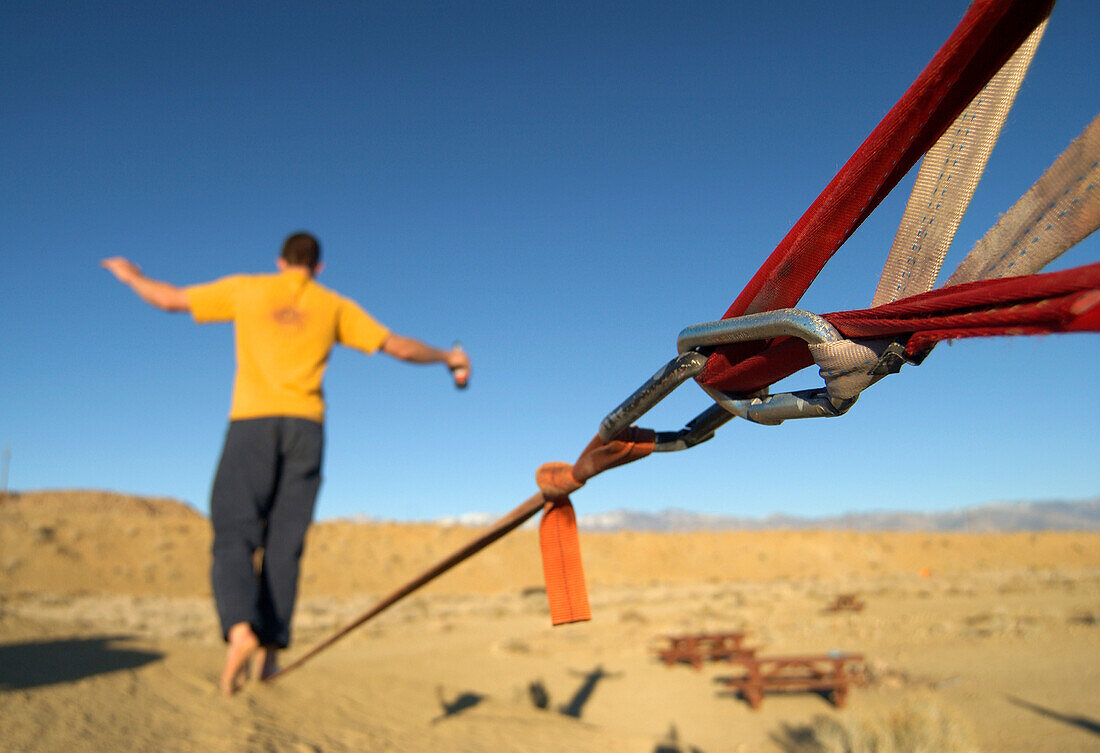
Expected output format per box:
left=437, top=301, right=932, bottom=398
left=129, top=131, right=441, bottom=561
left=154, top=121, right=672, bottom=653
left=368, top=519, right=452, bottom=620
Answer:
left=101, top=257, right=190, bottom=312
left=381, top=335, right=470, bottom=387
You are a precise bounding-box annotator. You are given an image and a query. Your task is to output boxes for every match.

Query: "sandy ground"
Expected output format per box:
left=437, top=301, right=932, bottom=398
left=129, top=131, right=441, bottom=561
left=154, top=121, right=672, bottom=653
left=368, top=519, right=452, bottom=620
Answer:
left=2, top=490, right=1099, bottom=753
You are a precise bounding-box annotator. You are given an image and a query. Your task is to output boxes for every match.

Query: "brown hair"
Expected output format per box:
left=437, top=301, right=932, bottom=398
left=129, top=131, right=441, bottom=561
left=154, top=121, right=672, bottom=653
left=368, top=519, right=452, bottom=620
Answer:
left=281, top=232, right=321, bottom=269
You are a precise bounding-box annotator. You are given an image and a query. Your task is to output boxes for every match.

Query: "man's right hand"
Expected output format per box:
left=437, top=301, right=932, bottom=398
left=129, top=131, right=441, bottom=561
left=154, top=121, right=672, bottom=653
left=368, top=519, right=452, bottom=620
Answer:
left=448, top=344, right=471, bottom=389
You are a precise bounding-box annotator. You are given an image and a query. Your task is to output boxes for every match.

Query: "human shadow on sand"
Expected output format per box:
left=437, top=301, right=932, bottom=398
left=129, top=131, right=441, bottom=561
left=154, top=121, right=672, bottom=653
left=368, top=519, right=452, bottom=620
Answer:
left=769, top=721, right=821, bottom=753
left=523, top=666, right=624, bottom=720
left=559, top=665, right=622, bottom=719
left=0, top=635, right=163, bottom=691
left=653, top=723, right=706, bottom=753
left=432, top=686, right=487, bottom=723
left=1007, top=695, right=1100, bottom=737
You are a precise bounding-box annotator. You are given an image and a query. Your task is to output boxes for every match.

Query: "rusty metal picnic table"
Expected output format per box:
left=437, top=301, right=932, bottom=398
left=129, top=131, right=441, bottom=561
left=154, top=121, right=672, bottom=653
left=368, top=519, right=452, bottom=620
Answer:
left=717, top=653, right=864, bottom=709
left=655, top=632, right=756, bottom=670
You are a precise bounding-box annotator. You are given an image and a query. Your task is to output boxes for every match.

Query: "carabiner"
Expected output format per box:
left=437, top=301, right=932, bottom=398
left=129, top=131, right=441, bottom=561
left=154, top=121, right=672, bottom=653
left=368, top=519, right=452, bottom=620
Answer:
left=598, top=308, right=858, bottom=450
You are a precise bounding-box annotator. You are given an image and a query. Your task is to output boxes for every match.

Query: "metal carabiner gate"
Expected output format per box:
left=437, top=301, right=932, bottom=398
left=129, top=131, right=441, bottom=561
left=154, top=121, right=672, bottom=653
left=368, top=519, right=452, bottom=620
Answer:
left=598, top=309, right=859, bottom=451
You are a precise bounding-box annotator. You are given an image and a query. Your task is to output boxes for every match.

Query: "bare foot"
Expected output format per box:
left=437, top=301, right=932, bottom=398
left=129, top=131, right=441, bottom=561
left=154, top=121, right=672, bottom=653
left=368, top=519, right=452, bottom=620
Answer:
left=256, top=645, right=280, bottom=680
left=220, top=622, right=260, bottom=696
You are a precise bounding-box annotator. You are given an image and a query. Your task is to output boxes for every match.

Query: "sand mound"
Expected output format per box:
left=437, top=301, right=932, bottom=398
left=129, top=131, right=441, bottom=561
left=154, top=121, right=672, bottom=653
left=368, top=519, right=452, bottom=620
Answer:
left=1, top=489, right=202, bottom=518
left=4, top=489, right=1099, bottom=600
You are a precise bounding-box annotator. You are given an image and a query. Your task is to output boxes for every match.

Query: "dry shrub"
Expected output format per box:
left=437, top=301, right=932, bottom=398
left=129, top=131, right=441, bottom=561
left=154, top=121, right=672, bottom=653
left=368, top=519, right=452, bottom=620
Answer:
left=778, top=699, right=980, bottom=753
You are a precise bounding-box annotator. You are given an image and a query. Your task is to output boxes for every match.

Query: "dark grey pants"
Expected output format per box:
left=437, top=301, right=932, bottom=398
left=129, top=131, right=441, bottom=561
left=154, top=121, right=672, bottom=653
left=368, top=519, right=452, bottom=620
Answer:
left=209, top=417, right=323, bottom=648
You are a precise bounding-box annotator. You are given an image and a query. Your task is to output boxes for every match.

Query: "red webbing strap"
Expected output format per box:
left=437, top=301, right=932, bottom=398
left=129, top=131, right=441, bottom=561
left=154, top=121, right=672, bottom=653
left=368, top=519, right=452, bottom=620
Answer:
left=535, top=429, right=656, bottom=625
left=686, top=263, right=1100, bottom=396
left=825, top=261, right=1100, bottom=357
left=700, top=0, right=1055, bottom=393
left=699, top=336, right=817, bottom=399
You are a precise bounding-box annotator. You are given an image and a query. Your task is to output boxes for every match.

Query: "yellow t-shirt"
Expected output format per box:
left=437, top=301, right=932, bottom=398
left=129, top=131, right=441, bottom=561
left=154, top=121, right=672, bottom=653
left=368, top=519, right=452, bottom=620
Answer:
left=185, top=268, right=390, bottom=422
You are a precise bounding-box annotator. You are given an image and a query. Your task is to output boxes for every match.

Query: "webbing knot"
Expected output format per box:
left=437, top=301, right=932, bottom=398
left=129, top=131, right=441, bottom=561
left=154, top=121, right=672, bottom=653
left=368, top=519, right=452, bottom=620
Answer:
left=535, top=461, right=583, bottom=499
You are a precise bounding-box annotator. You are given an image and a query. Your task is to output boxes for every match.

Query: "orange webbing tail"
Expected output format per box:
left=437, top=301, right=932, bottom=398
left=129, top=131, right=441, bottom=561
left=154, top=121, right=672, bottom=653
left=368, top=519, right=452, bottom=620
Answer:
left=539, top=497, right=590, bottom=625
left=534, top=429, right=656, bottom=626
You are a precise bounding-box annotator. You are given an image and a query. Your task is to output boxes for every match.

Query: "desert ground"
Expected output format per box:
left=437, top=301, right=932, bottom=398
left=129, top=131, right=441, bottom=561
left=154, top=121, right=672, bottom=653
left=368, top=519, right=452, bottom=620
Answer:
left=1, top=490, right=1098, bottom=753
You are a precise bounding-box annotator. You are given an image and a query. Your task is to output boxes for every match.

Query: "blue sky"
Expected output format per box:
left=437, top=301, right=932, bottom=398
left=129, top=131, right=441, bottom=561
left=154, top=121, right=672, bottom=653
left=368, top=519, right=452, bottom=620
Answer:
left=2, top=1, right=1097, bottom=522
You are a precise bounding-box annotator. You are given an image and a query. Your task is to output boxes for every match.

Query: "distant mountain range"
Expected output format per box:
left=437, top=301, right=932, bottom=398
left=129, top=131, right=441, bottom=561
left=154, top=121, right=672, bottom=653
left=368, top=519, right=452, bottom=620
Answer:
left=435, top=498, right=1100, bottom=532
left=13, top=489, right=1095, bottom=533
left=570, top=498, right=1100, bottom=533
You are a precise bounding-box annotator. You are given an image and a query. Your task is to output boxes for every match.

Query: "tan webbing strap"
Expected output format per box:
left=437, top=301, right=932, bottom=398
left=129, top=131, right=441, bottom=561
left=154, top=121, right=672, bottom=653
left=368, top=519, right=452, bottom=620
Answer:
left=947, top=112, right=1100, bottom=284
left=810, top=112, right=1100, bottom=402
left=872, top=20, right=1047, bottom=306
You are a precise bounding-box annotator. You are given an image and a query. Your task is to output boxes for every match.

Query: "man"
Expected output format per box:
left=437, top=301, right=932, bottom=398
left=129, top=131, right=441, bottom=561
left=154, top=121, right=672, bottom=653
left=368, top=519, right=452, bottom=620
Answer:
left=102, top=232, right=470, bottom=695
